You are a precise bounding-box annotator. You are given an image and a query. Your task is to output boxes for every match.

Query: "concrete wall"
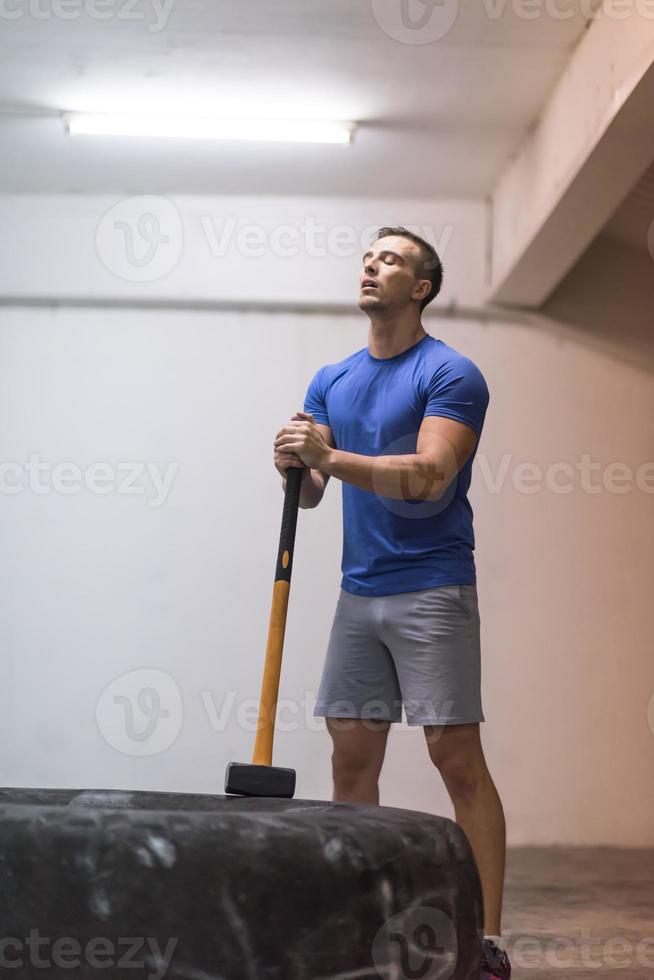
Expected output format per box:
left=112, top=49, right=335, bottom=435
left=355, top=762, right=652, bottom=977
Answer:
left=1, top=194, right=652, bottom=845
left=0, top=194, right=485, bottom=309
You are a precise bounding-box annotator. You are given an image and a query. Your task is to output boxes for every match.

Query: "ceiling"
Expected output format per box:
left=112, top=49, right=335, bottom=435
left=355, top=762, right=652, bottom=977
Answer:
left=0, top=1, right=594, bottom=197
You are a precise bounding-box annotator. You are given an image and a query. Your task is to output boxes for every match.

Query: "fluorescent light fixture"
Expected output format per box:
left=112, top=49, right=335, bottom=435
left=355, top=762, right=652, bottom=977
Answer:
left=64, top=113, right=355, bottom=144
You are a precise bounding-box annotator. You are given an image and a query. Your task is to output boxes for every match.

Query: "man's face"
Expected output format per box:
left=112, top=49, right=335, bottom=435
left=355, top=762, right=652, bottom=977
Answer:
left=358, top=235, right=429, bottom=314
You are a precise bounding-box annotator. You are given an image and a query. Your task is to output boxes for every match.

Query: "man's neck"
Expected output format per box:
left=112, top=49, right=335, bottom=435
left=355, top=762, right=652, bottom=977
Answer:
left=367, top=311, right=427, bottom=360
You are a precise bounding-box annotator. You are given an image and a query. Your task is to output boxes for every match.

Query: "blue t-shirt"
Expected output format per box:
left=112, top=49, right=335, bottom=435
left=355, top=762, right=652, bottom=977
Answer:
left=303, top=333, right=489, bottom=597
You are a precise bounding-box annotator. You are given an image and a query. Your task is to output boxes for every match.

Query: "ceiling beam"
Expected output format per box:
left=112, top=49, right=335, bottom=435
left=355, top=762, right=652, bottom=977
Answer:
left=488, top=11, right=654, bottom=307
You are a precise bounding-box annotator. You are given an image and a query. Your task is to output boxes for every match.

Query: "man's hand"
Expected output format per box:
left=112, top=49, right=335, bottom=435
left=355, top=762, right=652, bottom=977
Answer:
left=273, top=446, right=306, bottom=479
left=274, top=411, right=333, bottom=470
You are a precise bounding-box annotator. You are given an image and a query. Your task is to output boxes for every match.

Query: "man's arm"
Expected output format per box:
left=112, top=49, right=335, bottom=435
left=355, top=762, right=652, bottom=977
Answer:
left=319, top=416, right=478, bottom=501
left=281, top=422, right=335, bottom=509
left=275, top=413, right=477, bottom=501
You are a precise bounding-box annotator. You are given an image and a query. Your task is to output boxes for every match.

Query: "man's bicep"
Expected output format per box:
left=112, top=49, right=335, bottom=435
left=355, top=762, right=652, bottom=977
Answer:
left=417, top=415, right=479, bottom=483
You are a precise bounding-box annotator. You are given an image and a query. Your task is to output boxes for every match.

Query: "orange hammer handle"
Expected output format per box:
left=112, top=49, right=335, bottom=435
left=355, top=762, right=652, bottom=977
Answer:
left=252, top=466, right=303, bottom=766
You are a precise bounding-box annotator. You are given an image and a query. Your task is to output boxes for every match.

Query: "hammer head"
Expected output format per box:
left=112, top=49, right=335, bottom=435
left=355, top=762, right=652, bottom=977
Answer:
left=224, top=763, right=296, bottom=798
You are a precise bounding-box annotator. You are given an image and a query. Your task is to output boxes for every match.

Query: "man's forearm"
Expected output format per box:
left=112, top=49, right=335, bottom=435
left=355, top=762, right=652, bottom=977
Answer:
left=321, top=448, right=446, bottom=501
left=282, top=468, right=325, bottom=509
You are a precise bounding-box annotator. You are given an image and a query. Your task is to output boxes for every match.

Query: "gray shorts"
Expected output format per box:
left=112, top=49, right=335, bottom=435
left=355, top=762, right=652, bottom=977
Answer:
left=314, top=584, right=484, bottom=727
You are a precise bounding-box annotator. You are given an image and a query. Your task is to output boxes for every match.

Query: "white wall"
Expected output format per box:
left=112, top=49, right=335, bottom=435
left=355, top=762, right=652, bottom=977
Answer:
left=0, top=194, right=486, bottom=309
left=1, top=302, right=653, bottom=846
left=0, top=306, right=347, bottom=798
left=1, top=194, right=652, bottom=846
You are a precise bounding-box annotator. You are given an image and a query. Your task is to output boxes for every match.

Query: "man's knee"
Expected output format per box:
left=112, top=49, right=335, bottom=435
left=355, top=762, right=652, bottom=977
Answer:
left=436, top=755, right=486, bottom=800
left=332, top=754, right=377, bottom=790
left=424, top=724, right=487, bottom=800
left=328, top=717, right=389, bottom=787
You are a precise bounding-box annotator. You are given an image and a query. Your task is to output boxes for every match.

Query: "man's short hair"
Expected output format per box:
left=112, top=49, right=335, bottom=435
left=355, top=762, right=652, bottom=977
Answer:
left=374, top=226, right=444, bottom=310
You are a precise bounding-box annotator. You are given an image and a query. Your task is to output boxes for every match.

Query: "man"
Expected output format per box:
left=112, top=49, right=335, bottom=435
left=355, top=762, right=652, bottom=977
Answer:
left=273, top=226, right=511, bottom=980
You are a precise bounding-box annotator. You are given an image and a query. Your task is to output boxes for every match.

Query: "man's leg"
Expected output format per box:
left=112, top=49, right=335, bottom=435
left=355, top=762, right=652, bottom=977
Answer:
left=327, top=717, right=391, bottom=805
left=424, top=722, right=506, bottom=936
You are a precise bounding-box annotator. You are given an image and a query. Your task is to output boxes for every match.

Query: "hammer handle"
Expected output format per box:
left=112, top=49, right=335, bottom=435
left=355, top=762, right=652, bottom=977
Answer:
left=252, top=466, right=303, bottom=766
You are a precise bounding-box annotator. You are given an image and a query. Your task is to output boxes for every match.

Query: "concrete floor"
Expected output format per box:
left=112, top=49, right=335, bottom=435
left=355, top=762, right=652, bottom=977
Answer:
left=503, top=847, right=654, bottom=979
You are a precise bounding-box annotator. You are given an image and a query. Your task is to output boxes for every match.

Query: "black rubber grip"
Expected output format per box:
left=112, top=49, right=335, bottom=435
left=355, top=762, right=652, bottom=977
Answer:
left=275, top=466, right=303, bottom=583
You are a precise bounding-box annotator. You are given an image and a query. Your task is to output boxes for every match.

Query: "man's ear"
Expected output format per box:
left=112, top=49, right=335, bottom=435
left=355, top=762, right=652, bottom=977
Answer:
left=413, top=279, right=431, bottom=303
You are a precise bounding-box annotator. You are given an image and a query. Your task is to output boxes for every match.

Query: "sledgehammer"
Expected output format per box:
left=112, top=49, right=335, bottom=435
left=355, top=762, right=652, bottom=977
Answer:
left=224, top=465, right=302, bottom=798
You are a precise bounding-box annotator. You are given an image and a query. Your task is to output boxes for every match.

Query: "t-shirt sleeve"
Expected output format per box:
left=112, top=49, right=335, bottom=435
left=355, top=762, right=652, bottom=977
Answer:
left=303, top=366, right=331, bottom=426
left=423, top=356, right=489, bottom=438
